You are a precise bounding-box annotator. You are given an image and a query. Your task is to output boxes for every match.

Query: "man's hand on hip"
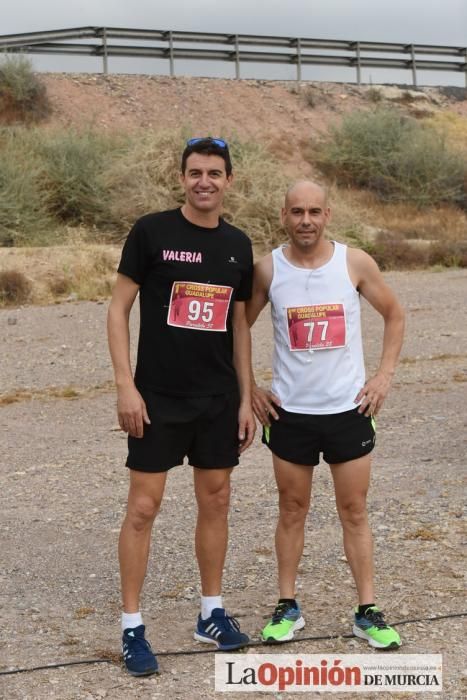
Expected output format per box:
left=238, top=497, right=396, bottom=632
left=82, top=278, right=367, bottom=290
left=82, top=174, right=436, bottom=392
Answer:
left=252, top=385, right=281, bottom=426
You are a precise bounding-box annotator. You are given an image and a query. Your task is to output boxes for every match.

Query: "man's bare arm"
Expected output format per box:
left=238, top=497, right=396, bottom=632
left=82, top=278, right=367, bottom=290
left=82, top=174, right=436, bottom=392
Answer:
left=107, top=273, right=150, bottom=438
left=349, top=248, right=405, bottom=416
left=232, top=300, right=256, bottom=452
left=245, top=255, right=281, bottom=425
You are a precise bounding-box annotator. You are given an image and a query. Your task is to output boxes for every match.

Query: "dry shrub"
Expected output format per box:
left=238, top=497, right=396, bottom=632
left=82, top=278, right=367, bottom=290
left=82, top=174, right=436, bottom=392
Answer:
left=428, top=240, right=467, bottom=268
left=365, top=87, right=382, bottom=103
left=364, top=232, right=427, bottom=270
left=0, top=269, right=32, bottom=305
left=224, top=139, right=290, bottom=248
left=316, top=107, right=466, bottom=209
left=39, top=129, right=125, bottom=228
left=104, top=129, right=184, bottom=233
left=0, top=53, right=50, bottom=124
left=303, top=87, right=318, bottom=108
left=370, top=203, right=467, bottom=241
left=331, top=188, right=467, bottom=242
left=0, top=127, right=53, bottom=245
left=47, top=274, right=72, bottom=297
left=428, top=112, right=467, bottom=153
left=105, top=129, right=290, bottom=247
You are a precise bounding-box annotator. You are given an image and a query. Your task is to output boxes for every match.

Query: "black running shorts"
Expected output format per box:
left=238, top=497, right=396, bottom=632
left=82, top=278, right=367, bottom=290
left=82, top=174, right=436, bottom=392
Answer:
left=262, top=405, right=376, bottom=466
left=126, top=390, right=240, bottom=473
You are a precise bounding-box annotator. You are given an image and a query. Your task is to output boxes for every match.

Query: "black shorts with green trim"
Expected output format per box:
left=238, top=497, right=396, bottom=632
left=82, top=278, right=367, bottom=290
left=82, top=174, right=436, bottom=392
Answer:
left=127, top=389, right=240, bottom=473
left=262, top=405, right=376, bottom=466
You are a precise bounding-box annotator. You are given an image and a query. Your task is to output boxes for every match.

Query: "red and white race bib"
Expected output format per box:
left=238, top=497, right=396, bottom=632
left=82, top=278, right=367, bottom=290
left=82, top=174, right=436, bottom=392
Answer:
left=167, top=281, right=233, bottom=332
left=286, top=303, right=346, bottom=351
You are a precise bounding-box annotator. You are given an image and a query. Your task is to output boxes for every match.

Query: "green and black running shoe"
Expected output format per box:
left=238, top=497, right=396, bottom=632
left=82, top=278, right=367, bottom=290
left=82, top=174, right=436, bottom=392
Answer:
left=353, top=606, right=401, bottom=649
left=261, top=601, right=305, bottom=643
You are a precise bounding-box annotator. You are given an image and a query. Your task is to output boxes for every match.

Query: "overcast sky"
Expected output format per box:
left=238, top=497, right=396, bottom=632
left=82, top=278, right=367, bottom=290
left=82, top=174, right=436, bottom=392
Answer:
left=2, top=1, right=466, bottom=85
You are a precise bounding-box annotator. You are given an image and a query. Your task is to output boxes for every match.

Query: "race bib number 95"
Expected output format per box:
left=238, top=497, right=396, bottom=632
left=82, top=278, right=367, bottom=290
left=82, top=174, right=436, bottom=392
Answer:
left=167, top=281, right=233, bottom=332
left=287, top=303, right=346, bottom=350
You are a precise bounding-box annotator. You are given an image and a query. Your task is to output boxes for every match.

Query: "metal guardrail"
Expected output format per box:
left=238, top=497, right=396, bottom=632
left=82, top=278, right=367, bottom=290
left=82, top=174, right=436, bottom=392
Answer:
left=0, top=26, right=466, bottom=86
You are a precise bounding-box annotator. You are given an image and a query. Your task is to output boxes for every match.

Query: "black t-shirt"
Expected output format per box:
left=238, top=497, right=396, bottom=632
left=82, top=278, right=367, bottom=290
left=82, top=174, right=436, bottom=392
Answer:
left=117, top=208, right=253, bottom=396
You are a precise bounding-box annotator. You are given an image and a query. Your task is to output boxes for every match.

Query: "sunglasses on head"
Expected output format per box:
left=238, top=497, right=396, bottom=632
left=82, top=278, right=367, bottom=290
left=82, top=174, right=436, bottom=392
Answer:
left=186, top=137, right=228, bottom=149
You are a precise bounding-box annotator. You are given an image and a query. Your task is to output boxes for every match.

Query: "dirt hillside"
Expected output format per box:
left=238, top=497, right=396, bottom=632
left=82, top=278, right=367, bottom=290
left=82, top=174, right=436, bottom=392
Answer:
left=40, top=74, right=467, bottom=174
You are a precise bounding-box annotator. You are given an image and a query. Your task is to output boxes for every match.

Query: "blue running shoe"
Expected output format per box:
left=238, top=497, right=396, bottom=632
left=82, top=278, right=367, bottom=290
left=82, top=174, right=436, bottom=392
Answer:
left=194, top=608, right=250, bottom=650
left=122, top=625, right=159, bottom=676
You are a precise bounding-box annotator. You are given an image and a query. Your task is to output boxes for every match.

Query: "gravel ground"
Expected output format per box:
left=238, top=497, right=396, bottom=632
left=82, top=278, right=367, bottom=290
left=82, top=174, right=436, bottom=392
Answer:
left=1, top=269, right=466, bottom=699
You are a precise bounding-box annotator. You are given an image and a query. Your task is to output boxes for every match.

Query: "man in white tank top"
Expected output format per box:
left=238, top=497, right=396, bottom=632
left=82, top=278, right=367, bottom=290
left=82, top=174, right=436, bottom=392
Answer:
left=246, top=181, right=405, bottom=650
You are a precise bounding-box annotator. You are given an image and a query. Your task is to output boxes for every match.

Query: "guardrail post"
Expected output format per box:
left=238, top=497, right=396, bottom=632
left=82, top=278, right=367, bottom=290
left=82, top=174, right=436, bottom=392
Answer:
left=410, top=44, right=417, bottom=87
left=355, top=41, right=361, bottom=85
left=296, top=38, right=302, bottom=82
left=235, top=34, right=240, bottom=79
left=102, top=27, right=108, bottom=76
left=169, top=31, right=175, bottom=77
left=464, top=48, right=467, bottom=88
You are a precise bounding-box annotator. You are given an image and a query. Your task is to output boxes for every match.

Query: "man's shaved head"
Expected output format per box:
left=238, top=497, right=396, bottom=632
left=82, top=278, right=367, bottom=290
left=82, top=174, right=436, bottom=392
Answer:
left=284, top=181, right=329, bottom=208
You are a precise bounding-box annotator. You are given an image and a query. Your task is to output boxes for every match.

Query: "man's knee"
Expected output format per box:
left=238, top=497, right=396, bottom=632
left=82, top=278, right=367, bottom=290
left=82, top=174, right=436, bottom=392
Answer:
left=338, top=498, right=368, bottom=528
left=127, top=494, right=161, bottom=531
left=197, top=478, right=231, bottom=517
left=278, top=491, right=309, bottom=526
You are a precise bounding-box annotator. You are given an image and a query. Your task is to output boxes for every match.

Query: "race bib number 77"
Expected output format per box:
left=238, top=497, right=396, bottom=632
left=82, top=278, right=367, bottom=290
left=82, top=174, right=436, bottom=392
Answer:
left=167, top=281, right=233, bottom=332
left=287, top=303, right=346, bottom=350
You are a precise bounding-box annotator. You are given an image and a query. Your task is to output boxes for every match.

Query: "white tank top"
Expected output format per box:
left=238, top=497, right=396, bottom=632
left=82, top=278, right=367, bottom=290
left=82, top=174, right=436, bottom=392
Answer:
left=269, top=242, right=365, bottom=414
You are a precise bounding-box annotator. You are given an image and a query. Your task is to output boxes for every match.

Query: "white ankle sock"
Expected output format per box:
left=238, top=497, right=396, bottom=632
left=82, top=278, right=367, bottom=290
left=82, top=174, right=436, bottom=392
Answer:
left=201, top=595, right=223, bottom=620
left=122, top=611, right=143, bottom=632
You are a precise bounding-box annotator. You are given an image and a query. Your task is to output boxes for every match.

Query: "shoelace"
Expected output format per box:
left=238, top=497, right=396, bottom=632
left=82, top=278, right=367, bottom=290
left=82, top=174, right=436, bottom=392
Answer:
left=271, top=603, right=292, bottom=624
left=124, top=634, right=153, bottom=655
left=217, top=613, right=241, bottom=633
left=364, top=609, right=389, bottom=629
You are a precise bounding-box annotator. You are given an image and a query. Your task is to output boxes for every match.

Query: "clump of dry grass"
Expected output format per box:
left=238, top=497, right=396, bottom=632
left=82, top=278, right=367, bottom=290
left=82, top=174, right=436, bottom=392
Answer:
left=428, top=240, right=467, bottom=268
left=328, top=187, right=467, bottom=268
left=0, top=243, right=120, bottom=306
left=405, top=527, right=440, bottom=541
left=364, top=232, right=427, bottom=270
left=0, top=269, right=32, bottom=305
left=0, top=381, right=114, bottom=406
left=45, top=246, right=117, bottom=301
left=74, top=606, right=96, bottom=619
left=336, top=189, right=467, bottom=241
left=428, top=112, right=467, bottom=153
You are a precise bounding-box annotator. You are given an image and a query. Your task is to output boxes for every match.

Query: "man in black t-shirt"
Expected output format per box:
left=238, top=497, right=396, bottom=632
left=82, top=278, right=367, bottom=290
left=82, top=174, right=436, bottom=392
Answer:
left=108, top=138, right=255, bottom=676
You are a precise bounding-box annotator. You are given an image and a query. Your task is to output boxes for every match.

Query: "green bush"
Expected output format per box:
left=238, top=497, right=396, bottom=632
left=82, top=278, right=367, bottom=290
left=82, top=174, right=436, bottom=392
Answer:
left=316, top=108, right=466, bottom=208
left=40, top=129, right=125, bottom=227
left=0, top=53, right=50, bottom=123
left=0, top=128, right=53, bottom=245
